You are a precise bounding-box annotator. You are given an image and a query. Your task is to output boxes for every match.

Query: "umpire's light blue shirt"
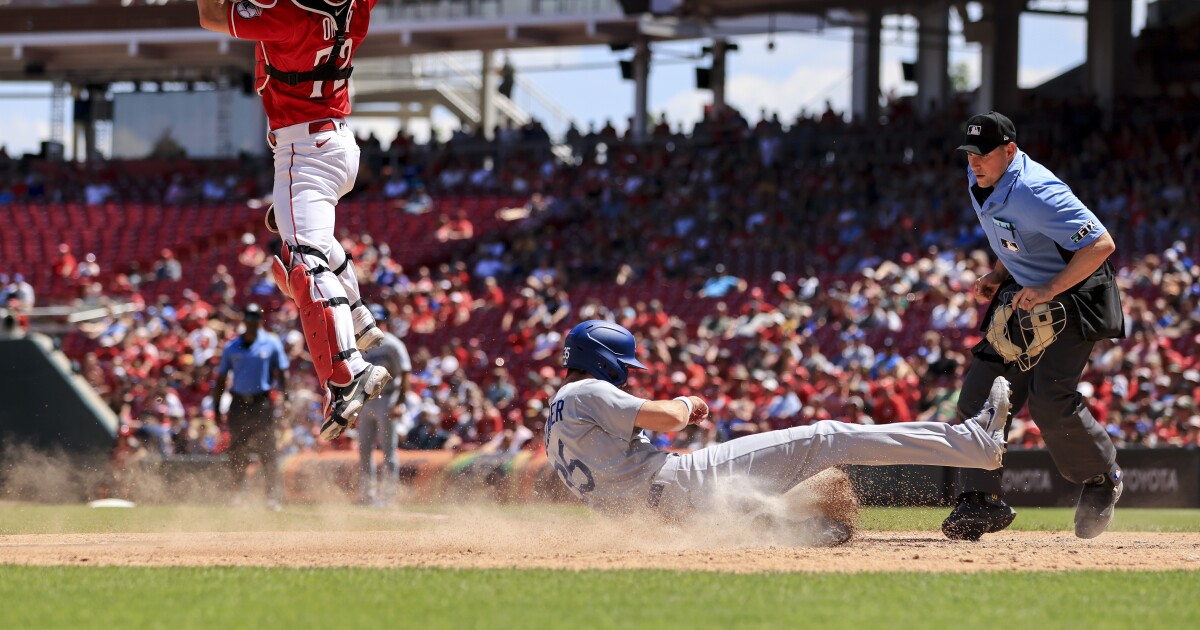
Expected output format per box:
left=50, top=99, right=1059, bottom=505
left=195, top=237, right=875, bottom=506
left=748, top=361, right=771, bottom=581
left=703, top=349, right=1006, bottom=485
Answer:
left=967, top=149, right=1107, bottom=288
left=217, top=333, right=289, bottom=396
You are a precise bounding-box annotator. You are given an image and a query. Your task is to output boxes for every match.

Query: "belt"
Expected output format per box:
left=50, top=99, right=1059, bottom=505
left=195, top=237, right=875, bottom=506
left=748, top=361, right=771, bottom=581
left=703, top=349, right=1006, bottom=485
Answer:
left=231, top=392, right=271, bottom=402
left=267, top=119, right=343, bottom=148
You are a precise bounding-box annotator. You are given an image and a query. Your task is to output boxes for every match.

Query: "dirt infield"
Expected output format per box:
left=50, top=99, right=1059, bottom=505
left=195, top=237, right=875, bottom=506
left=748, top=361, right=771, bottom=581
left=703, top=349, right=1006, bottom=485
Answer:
left=3, top=526, right=1199, bottom=573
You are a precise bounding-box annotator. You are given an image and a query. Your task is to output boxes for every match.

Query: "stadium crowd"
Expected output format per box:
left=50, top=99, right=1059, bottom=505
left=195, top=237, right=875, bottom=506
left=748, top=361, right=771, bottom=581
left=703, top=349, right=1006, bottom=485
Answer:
left=2, top=92, right=1199, bottom=463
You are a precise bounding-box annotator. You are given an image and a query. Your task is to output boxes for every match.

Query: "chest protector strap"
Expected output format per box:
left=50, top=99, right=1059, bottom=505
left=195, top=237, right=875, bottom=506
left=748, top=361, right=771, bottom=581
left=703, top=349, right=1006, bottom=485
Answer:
left=264, top=0, right=355, bottom=86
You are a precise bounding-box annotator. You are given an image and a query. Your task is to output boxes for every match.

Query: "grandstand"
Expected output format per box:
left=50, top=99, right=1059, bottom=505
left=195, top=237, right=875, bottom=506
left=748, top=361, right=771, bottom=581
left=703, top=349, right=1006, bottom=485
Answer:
left=1, top=0, right=1199, bottom=503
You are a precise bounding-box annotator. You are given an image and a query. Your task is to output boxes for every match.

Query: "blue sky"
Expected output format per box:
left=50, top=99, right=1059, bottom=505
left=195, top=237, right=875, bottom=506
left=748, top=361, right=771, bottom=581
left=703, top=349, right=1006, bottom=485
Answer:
left=0, top=2, right=1147, bottom=155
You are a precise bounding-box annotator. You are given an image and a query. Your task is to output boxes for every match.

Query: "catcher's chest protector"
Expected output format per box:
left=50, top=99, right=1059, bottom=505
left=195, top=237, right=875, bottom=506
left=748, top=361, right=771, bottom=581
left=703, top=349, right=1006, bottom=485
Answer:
left=290, top=0, right=352, bottom=26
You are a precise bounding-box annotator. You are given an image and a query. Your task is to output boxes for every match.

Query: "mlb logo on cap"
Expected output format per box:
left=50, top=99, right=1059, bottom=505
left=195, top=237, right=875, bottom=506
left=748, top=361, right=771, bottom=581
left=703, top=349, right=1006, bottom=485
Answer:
left=957, top=112, right=1018, bottom=155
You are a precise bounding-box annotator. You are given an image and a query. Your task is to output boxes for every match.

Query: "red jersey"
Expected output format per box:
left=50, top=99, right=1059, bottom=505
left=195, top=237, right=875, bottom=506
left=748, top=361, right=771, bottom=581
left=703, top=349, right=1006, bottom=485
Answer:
left=227, top=0, right=375, bottom=130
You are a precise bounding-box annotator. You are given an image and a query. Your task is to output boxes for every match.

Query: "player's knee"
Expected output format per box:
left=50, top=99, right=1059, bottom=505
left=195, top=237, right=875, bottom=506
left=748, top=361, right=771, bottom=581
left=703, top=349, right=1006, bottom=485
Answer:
left=1027, top=390, right=1083, bottom=424
left=808, top=420, right=844, bottom=435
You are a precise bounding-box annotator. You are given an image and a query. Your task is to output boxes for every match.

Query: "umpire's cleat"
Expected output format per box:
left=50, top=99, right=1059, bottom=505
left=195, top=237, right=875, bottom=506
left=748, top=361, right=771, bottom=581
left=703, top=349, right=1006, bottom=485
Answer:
left=320, top=364, right=392, bottom=441
left=942, top=492, right=1016, bottom=541
left=966, top=377, right=1013, bottom=440
left=1075, top=470, right=1123, bottom=539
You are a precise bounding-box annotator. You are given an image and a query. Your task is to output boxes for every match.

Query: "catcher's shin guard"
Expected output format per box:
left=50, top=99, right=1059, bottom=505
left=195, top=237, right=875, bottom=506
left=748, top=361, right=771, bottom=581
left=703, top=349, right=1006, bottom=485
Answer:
left=282, top=246, right=355, bottom=387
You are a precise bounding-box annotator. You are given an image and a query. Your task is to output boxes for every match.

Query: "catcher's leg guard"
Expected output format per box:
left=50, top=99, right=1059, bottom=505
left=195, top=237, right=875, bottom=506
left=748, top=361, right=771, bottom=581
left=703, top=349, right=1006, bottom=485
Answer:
left=284, top=253, right=355, bottom=387
left=350, top=298, right=384, bottom=351
left=325, top=241, right=382, bottom=350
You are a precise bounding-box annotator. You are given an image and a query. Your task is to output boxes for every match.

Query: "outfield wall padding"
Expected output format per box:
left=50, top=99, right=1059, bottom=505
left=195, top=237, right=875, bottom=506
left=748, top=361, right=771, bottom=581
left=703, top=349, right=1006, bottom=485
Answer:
left=0, top=335, right=117, bottom=459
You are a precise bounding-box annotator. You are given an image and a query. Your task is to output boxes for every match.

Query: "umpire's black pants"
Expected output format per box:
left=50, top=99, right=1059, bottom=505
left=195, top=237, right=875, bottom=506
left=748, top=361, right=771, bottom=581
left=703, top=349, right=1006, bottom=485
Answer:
left=952, top=311, right=1119, bottom=496
left=227, top=393, right=281, bottom=501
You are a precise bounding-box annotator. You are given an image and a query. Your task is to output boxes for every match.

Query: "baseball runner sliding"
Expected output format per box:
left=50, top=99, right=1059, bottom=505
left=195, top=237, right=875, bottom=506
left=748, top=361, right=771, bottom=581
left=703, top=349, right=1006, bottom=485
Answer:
left=546, top=320, right=1014, bottom=545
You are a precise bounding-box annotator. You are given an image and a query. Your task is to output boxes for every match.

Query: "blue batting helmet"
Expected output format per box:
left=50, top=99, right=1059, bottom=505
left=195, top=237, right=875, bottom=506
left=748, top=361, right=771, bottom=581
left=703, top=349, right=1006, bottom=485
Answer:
left=562, top=320, right=648, bottom=387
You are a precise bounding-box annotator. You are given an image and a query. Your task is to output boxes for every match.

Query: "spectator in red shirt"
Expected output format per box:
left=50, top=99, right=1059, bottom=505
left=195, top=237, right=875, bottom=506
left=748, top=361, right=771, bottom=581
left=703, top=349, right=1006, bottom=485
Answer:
left=53, top=243, right=77, bottom=278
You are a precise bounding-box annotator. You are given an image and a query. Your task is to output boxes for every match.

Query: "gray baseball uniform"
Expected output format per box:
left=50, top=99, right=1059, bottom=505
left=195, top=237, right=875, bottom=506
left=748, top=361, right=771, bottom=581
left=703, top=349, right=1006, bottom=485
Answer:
left=546, top=378, right=1004, bottom=518
left=357, top=331, right=412, bottom=503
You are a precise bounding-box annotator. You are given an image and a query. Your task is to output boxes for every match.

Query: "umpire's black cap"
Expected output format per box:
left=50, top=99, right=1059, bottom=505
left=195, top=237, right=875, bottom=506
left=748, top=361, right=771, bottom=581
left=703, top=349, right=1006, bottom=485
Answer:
left=243, top=303, right=263, bottom=319
left=957, top=111, right=1017, bottom=155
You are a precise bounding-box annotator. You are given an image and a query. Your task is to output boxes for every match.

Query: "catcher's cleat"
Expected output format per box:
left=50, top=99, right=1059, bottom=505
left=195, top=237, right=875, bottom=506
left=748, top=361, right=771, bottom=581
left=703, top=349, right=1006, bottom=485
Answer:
left=320, top=364, right=392, bottom=441
left=1074, top=470, right=1122, bottom=539
left=942, top=492, right=1016, bottom=541
left=265, top=204, right=279, bottom=233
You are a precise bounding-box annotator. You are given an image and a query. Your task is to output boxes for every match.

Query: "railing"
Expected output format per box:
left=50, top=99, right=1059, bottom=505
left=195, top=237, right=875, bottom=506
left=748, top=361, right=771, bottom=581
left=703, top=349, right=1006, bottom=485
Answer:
left=378, top=0, right=626, bottom=22
left=0, top=0, right=628, bottom=17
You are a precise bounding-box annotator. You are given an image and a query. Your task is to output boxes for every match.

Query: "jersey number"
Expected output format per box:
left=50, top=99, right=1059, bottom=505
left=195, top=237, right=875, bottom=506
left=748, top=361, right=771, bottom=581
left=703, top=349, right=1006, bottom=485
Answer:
left=552, top=439, right=595, bottom=499
left=309, top=39, right=353, bottom=98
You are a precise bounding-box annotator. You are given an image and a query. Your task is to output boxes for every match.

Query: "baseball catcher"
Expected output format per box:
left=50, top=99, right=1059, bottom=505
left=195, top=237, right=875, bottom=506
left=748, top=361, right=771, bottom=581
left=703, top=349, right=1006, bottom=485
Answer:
left=199, top=0, right=390, bottom=440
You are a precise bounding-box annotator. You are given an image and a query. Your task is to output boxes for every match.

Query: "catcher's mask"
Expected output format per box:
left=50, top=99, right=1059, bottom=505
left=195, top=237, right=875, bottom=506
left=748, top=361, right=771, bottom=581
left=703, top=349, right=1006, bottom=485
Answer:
left=984, top=289, right=1068, bottom=372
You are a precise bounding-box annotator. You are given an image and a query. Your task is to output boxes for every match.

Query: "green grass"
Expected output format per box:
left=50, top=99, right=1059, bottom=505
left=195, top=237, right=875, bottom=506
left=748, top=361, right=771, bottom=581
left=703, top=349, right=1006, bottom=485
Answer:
left=859, top=507, right=1200, bottom=533
left=0, top=565, right=1196, bottom=629
left=1, top=506, right=1197, bottom=628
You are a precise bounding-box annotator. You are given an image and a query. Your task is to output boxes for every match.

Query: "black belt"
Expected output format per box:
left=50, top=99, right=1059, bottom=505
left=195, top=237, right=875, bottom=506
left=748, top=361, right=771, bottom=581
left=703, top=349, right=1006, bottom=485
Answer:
left=231, top=392, right=271, bottom=401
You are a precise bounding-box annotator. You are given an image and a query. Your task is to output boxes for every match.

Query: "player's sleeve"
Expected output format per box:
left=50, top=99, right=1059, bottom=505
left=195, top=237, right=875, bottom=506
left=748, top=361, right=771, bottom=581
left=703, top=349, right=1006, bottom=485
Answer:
left=574, top=381, right=647, bottom=439
left=216, top=342, right=232, bottom=377
left=394, top=339, right=413, bottom=373
left=228, top=1, right=295, bottom=43
left=1023, top=180, right=1107, bottom=251
left=274, top=335, right=290, bottom=370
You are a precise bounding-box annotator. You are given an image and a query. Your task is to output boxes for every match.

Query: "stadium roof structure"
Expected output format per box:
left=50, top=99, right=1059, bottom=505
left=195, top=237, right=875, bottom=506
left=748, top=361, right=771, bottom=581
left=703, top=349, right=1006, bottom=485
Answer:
left=0, top=1, right=647, bottom=84
left=2, top=0, right=1183, bottom=150
left=0, top=0, right=897, bottom=85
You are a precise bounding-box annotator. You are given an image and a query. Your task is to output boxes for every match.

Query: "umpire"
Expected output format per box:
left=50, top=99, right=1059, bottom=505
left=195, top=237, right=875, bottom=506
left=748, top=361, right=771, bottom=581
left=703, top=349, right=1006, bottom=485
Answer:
left=945, top=112, right=1124, bottom=541
left=214, top=303, right=289, bottom=511
left=356, top=305, right=412, bottom=506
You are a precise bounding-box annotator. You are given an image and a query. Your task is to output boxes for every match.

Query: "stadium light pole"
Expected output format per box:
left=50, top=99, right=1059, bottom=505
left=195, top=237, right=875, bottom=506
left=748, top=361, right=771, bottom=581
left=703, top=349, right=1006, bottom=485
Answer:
left=632, top=37, right=650, bottom=143
left=481, top=49, right=498, bottom=141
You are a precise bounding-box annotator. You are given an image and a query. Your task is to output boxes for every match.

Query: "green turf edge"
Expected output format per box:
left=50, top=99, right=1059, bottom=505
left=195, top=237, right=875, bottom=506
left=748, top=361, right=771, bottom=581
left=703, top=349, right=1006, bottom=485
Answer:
left=857, top=507, right=1200, bottom=533
left=0, top=566, right=1197, bottom=630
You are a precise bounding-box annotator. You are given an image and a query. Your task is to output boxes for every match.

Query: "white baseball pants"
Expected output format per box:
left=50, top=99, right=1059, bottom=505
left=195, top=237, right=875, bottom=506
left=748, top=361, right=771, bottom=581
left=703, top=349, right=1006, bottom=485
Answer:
left=270, top=119, right=369, bottom=381
left=650, top=419, right=1004, bottom=516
